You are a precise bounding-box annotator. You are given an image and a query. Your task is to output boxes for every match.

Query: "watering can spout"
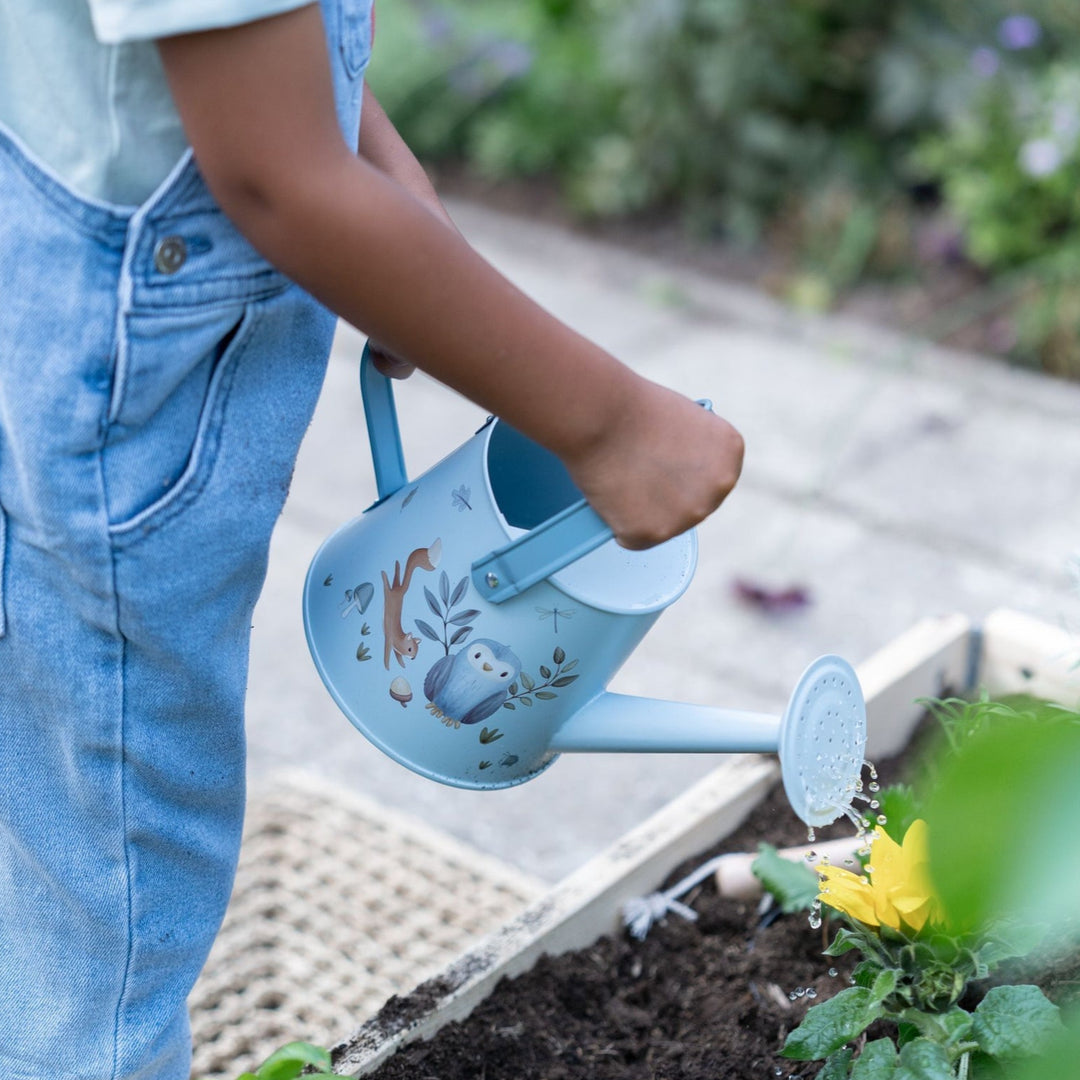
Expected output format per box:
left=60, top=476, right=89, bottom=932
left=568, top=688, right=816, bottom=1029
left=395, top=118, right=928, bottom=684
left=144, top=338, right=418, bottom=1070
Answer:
left=549, top=656, right=868, bottom=829
left=549, top=693, right=782, bottom=755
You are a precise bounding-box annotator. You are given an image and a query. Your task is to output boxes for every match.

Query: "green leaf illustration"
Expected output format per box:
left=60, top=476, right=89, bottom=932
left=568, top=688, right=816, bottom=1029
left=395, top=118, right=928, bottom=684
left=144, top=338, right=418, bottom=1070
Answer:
left=535, top=691, right=557, bottom=700
left=449, top=576, right=468, bottom=607
left=539, top=665, right=552, bottom=679
left=520, top=671, right=535, bottom=691
left=440, top=570, right=450, bottom=605
left=552, top=675, right=579, bottom=688
left=560, top=658, right=578, bottom=673
left=553, top=645, right=566, bottom=665
left=502, top=702, right=516, bottom=711
left=520, top=696, right=533, bottom=706
left=424, top=587, right=443, bottom=618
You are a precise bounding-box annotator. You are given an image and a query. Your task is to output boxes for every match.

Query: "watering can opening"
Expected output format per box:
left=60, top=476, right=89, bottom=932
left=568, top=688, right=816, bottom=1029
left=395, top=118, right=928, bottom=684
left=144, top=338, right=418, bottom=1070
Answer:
left=482, top=420, right=697, bottom=616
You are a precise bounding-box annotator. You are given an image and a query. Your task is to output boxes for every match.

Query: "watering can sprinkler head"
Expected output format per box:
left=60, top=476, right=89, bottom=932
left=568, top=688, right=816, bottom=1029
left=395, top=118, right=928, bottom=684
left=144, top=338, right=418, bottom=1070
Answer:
left=303, top=346, right=868, bottom=828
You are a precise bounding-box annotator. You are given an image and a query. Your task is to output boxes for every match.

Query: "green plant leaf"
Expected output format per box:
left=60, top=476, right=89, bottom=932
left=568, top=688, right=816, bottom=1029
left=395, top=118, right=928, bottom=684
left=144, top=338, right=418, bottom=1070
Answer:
left=520, top=671, right=535, bottom=691
left=893, top=1038, right=953, bottom=1080
left=253, top=1041, right=333, bottom=1079
left=1006, top=1010, right=1080, bottom=1080
left=971, top=985, right=1064, bottom=1061
left=819, top=1047, right=855, bottom=1080
left=899, top=1005, right=972, bottom=1046
left=871, top=968, right=899, bottom=1004
left=824, top=927, right=869, bottom=957
left=851, top=1037, right=898, bottom=1080
left=751, top=843, right=820, bottom=913
left=924, top=713, right=1080, bottom=931
left=782, top=987, right=885, bottom=1060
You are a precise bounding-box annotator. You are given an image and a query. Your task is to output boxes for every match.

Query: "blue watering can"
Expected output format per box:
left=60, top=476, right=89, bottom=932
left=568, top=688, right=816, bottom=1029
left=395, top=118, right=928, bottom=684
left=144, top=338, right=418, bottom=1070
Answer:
left=303, top=346, right=867, bottom=827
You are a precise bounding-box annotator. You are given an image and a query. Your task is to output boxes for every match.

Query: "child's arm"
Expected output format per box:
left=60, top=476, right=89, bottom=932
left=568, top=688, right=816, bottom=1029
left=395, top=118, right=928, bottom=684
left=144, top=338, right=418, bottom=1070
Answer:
left=156, top=4, right=744, bottom=550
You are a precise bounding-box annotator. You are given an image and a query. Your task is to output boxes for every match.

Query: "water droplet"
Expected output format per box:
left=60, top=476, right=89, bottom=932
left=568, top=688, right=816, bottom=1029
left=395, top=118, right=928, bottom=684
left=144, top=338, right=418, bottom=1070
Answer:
left=869, top=800, right=880, bottom=809
left=828, top=967, right=838, bottom=978
left=805, top=850, right=817, bottom=861
left=809, top=912, right=822, bottom=929
left=876, top=814, right=888, bottom=825
left=868, top=781, right=880, bottom=793
left=805, top=988, right=817, bottom=999
left=774, top=1068, right=784, bottom=1077
left=807, top=827, right=816, bottom=843
left=864, top=864, right=874, bottom=875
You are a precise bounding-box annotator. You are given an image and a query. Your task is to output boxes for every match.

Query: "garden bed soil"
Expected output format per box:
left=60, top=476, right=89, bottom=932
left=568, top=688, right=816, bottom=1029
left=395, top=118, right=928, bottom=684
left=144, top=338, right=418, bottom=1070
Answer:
left=358, top=736, right=907, bottom=1080
left=355, top=719, right=1080, bottom=1080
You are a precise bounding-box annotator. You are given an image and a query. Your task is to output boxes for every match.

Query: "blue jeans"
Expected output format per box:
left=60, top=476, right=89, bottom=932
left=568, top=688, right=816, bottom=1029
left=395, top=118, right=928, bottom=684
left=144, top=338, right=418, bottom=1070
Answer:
left=0, top=3, right=369, bottom=1076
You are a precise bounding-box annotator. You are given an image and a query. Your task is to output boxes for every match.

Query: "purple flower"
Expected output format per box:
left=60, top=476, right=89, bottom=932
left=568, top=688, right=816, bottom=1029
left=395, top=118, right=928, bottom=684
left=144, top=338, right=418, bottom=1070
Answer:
left=970, top=46, right=1000, bottom=78
left=998, top=15, right=1042, bottom=51
left=1019, top=138, right=1062, bottom=178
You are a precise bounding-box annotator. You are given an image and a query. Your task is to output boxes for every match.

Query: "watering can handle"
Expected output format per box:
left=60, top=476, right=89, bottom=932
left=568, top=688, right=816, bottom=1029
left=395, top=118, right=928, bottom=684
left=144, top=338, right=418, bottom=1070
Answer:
left=360, top=345, right=697, bottom=604
left=360, top=345, right=408, bottom=501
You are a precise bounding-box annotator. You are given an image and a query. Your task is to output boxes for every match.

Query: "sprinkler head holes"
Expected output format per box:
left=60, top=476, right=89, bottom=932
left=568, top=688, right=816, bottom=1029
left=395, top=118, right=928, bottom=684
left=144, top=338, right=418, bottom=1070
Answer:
left=779, top=656, right=867, bottom=828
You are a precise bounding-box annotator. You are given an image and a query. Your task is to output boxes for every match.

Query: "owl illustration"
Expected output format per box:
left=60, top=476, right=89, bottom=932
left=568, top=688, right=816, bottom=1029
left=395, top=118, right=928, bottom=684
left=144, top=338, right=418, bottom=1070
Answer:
left=423, top=639, right=521, bottom=727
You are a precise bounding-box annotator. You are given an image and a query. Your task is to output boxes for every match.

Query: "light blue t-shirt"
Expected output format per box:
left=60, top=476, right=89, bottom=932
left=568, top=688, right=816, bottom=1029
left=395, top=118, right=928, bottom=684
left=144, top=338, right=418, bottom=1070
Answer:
left=0, top=0, right=312, bottom=205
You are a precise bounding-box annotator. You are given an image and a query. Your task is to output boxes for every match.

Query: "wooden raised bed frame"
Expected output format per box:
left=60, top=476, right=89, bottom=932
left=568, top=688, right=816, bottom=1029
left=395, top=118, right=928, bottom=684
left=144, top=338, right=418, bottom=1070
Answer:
left=333, top=608, right=1079, bottom=1076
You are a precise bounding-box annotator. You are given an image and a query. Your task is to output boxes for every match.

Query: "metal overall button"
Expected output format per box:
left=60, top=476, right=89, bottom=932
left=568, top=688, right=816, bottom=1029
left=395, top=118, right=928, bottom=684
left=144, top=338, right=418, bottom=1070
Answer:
left=153, top=236, right=187, bottom=275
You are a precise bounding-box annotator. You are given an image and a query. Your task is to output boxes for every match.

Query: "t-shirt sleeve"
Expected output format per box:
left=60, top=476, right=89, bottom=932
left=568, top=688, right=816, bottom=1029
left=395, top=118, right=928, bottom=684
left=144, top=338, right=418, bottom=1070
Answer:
left=87, top=0, right=317, bottom=45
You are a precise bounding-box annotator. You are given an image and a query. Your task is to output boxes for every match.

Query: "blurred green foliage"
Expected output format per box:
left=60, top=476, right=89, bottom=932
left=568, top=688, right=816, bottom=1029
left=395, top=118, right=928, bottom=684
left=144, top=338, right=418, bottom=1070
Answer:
left=367, top=1, right=1080, bottom=377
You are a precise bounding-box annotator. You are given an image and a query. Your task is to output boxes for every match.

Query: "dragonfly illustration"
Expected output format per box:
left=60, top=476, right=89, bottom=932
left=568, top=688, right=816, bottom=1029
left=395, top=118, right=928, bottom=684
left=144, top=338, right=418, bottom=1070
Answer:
left=536, top=605, right=575, bottom=633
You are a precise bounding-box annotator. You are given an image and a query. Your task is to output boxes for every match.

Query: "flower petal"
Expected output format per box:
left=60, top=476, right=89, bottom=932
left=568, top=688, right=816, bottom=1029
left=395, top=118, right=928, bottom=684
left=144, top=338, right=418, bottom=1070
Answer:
left=818, top=866, right=879, bottom=927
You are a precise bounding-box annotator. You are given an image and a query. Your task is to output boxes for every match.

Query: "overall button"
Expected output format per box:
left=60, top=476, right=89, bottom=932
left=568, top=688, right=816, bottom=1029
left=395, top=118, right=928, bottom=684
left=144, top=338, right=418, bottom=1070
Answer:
left=153, top=236, right=187, bottom=274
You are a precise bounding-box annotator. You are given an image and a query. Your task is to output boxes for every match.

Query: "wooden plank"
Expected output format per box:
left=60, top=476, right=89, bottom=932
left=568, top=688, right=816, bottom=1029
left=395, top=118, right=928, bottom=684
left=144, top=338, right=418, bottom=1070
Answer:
left=979, top=608, right=1080, bottom=708
left=860, top=613, right=973, bottom=760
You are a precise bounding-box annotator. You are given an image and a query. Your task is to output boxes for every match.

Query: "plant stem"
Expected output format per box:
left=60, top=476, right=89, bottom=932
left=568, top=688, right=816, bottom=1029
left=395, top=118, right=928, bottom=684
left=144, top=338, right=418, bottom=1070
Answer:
left=957, top=1049, right=970, bottom=1080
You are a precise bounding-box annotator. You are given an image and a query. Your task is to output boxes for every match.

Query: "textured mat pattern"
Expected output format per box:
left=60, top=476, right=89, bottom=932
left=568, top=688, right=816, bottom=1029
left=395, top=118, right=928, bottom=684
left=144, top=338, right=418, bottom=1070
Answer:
left=189, top=772, right=543, bottom=1079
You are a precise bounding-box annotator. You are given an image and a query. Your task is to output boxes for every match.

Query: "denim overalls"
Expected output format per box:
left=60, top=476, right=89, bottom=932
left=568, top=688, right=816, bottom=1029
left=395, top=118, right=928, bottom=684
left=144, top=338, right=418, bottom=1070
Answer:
left=0, top=3, right=371, bottom=1076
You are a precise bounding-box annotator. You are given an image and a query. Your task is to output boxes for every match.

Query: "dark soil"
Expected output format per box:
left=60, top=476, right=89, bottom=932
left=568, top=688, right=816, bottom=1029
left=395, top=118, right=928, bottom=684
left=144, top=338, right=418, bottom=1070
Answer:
left=360, top=733, right=908, bottom=1080
left=359, top=716, right=1080, bottom=1080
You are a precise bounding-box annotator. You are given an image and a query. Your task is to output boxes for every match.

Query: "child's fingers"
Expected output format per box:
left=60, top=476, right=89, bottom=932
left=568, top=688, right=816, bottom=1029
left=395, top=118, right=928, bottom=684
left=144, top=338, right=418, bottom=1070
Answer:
left=369, top=342, right=415, bottom=379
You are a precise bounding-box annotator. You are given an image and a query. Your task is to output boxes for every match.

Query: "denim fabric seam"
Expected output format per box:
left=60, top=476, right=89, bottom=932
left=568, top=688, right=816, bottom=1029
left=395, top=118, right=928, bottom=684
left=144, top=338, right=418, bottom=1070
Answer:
left=0, top=500, right=6, bottom=637
left=109, top=637, right=134, bottom=1080
left=0, top=127, right=129, bottom=246
left=107, top=302, right=262, bottom=543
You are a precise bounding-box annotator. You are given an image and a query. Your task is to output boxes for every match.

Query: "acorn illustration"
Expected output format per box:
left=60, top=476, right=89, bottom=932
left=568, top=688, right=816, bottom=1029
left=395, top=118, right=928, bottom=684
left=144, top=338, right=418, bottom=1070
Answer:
left=389, top=677, right=413, bottom=708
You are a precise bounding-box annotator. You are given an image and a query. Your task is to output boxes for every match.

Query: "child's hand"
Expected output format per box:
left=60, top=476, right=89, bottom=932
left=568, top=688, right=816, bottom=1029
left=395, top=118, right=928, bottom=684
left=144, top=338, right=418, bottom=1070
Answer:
left=368, top=341, right=415, bottom=380
left=563, top=379, right=744, bottom=551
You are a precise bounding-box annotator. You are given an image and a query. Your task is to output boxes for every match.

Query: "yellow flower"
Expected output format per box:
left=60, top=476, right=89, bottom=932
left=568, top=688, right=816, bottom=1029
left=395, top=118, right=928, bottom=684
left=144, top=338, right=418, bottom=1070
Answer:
left=817, top=819, right=940, bottom=933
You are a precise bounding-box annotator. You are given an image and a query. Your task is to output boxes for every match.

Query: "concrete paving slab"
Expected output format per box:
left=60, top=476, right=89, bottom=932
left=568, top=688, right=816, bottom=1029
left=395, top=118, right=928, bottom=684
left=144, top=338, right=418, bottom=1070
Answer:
left=245, top=199, right=1080, bottom=884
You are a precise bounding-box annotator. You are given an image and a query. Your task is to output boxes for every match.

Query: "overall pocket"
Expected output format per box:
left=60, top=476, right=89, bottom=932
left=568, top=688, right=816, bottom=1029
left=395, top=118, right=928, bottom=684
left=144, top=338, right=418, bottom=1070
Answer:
left=104, top=304, right=257, bottom=536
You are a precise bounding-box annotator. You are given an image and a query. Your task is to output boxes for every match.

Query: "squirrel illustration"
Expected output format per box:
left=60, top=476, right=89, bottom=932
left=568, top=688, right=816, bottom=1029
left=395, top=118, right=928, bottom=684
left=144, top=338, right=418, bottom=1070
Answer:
left=382, top=539, right=442, bottom=669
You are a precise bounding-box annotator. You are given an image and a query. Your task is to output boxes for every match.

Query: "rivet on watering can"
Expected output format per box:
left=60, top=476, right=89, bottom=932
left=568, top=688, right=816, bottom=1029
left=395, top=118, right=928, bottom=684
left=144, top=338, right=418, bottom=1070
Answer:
left=485, top=573, right=499, bottom=589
